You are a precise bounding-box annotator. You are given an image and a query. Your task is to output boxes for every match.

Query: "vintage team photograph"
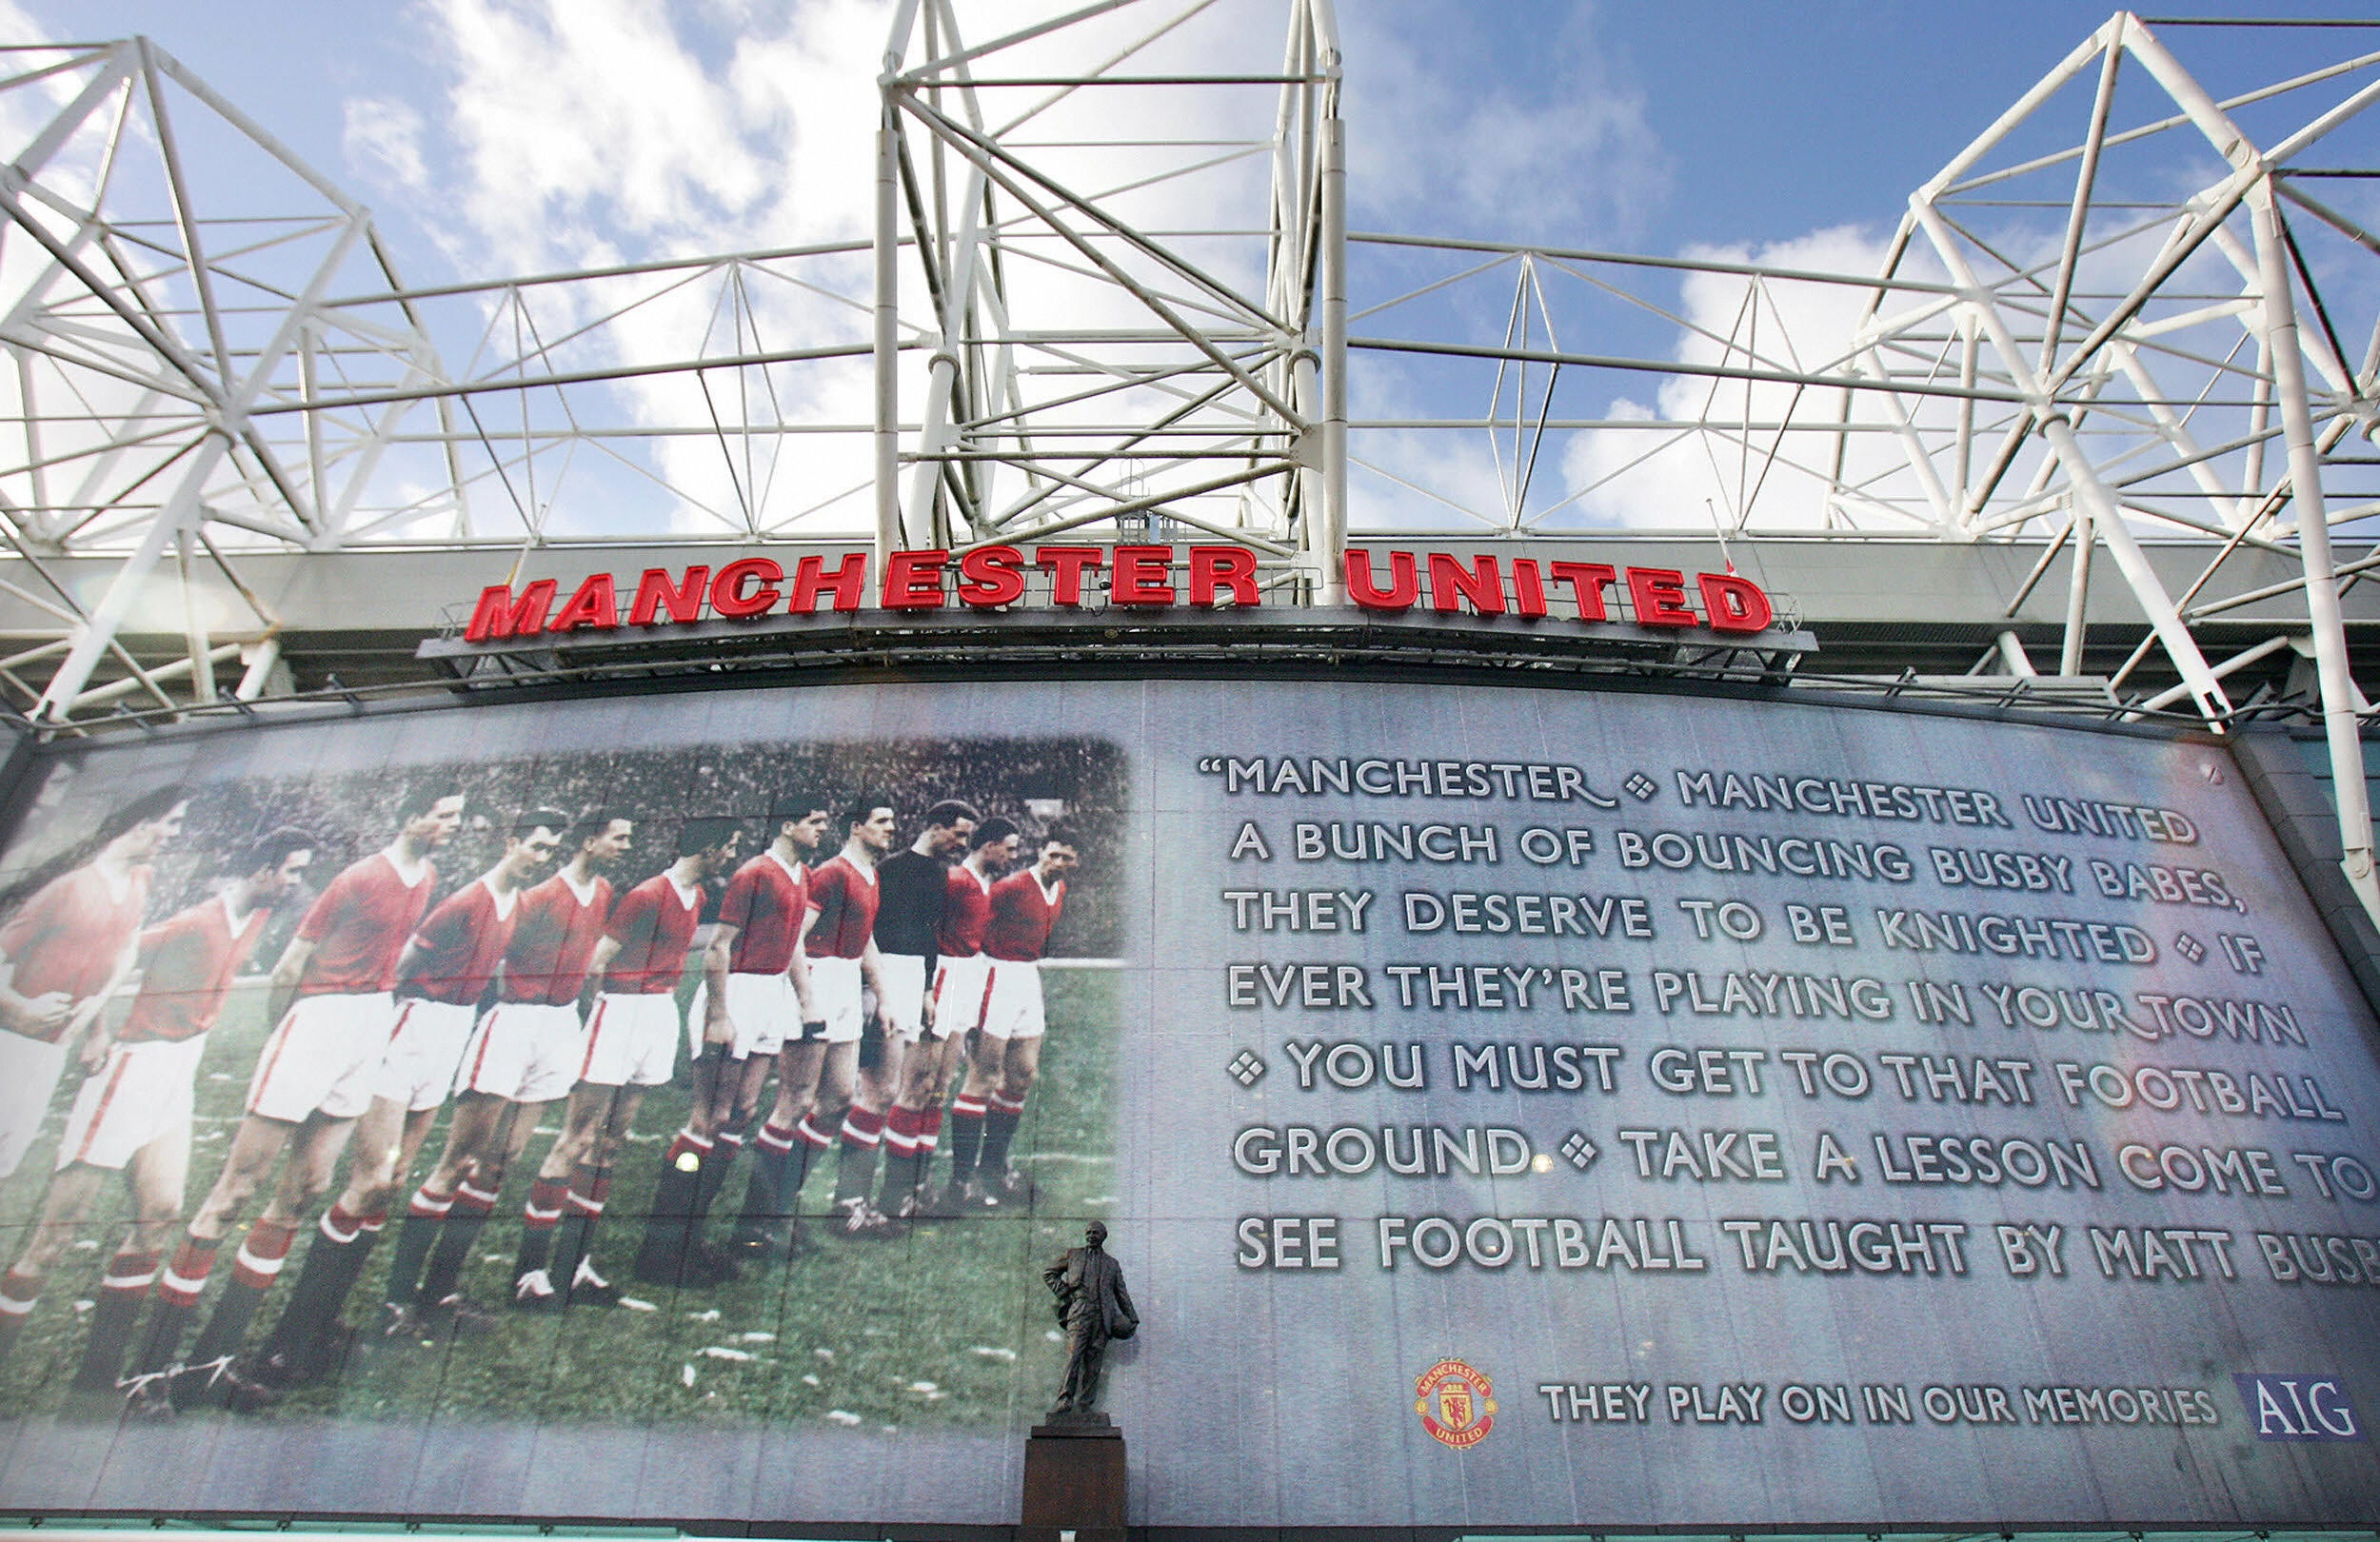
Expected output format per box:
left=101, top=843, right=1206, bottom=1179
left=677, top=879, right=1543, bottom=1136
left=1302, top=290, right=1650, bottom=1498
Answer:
left=0, top=730, right=1128, bottom=1434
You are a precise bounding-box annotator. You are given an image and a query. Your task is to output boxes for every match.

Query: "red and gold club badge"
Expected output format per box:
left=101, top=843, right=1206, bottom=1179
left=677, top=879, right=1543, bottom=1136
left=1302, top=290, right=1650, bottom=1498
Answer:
left=1415, top=1358, right=1497, bottom=1449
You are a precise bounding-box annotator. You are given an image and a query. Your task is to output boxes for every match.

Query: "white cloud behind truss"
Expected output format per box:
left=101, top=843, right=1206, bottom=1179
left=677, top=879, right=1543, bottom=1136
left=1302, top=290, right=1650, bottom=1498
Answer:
left=3, top=2, right=2373, bottom=554
left=329, top=0, right=1688, bottom=544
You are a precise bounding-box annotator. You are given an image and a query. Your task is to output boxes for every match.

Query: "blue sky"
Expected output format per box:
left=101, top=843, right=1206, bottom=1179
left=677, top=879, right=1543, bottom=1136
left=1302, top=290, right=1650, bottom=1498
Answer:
left=24, top=1, right=2360, bottom=283
left=9, top=1, right=2373, bottom=541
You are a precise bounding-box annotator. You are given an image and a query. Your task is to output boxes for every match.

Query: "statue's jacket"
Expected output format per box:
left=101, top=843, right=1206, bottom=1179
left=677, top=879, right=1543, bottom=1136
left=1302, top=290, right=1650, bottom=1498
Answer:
left=1046, top=1246, right=1139, bottom=1339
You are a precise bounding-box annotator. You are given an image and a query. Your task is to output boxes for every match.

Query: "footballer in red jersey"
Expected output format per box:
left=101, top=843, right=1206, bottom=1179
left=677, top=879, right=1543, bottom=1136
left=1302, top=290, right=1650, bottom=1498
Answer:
left=943, top=832, right=1076, bottom=1208
left=235, top=807, right=567, bottom=1393
left=826, top=800, right=977, bottom=1227
left=122, top=781, right=462, bottom=1414
left=0, top=786, right=186, bottom=1180
left=0, top=828, right=312, bottom=1394
left=638, top=794, right=830, bottom=1283
left=496, top=811, right=633, bottom=1309
left=880, top=814, right=1012, bottom=1218
left=746, top=798, right=897, bottom=1246
left=557, top=816, right=741, bottom=1291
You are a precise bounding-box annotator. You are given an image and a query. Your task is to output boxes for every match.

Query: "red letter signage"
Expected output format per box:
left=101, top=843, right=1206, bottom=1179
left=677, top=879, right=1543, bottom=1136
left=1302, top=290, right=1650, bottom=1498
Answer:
left=1698, top=572, right=1774, bottom=633
left=1547, top=562, right=1616, bottom=622
left=709, top=558, right=783, bottom=619
left=1036, top=546, right=1105, bottom=606
left=1109, top=545, right=1176, bottom=606
left=548, top=573, right=618, bottom=633
left=789, top=553, right=867, bottom=614
left=466, top=581, right=558, bottom=642
left=882, top=549, right=949, bottom=610
left=1624, top=566, right=1697, bottom=627
left=1344, top=550, right=1418, bottom=611
left=957, top=545, right=1026, bottom=607
left=1189, top=546, right=1258, bottom=608
left=1509, top=558, right=1548, bottom=619
left=457, top=544, right=1780, bottom=644
left=1427, top=553, right=1505, bottom=616
left=630, top=566, right=707, bottom=627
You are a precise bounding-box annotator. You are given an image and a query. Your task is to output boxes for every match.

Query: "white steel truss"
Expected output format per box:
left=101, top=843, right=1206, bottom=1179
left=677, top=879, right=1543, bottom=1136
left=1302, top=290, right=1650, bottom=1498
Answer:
left=0, top=10, right=2373, bottom=916
left=871, top=0, right=1342, bottom=591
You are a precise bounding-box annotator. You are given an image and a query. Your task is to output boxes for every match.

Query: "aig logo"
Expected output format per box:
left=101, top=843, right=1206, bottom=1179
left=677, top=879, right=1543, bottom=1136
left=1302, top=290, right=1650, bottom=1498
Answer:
left=2234, top=1374, right=2366, bottom=1441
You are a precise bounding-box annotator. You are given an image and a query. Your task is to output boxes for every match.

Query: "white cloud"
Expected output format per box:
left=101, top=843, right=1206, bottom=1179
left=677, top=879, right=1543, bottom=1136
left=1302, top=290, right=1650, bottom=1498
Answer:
left=0, top=7, right=108, bottom=195
left=333, top=1, right=1682, bottom=543
left=1556, top=224, right=1939, bottom=532
left=339, top=0, right=1319, bottom=540
left=424, top=0, right=775, bottom=266
left=334, top=0, right=901, bottom=538
left=344, top=96, right=428, bottom=192
left=1339, top=3, right=1666, bottom=244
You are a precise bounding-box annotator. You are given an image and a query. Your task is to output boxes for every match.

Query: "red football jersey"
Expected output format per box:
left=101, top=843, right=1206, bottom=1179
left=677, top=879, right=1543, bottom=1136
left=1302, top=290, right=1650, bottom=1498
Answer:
left=803, top=854, right=880, bottom=961
left=294, top=851, right=437, bottom=998
left=938, top=865, right=995, bottom=958
left=398, top=878, right=519, bottom=1006
left=0, top=863, right=152, bottom=1040
left=120, top=894, right=268, bottom=1044
left=983, top=870, right=1066, bottom=962
left=502, top=870, right=612, bottom=1006
left=721, top=850, right=809, bottom=975
left=602, top=873, right=703, bottom=995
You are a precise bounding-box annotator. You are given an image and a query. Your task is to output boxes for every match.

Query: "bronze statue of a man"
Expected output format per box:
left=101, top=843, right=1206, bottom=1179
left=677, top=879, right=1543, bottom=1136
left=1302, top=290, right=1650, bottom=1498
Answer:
left=1043, top=1220, right=1138, bottom=1416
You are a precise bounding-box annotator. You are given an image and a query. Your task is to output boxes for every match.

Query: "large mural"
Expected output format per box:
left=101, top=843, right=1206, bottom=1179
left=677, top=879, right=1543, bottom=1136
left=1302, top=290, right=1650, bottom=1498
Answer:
left=0, top=679, right=2369, bottom=1529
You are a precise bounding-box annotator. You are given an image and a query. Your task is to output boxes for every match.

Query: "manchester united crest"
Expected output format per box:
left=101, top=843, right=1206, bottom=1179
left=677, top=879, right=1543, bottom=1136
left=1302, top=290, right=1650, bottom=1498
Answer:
left=1414, top=1358, right=1497, bottom=1449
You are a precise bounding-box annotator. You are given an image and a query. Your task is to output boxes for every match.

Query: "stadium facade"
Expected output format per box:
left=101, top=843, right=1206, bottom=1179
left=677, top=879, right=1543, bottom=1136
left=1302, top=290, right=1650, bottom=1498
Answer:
left=0, top=6, right=2375, bottom=1541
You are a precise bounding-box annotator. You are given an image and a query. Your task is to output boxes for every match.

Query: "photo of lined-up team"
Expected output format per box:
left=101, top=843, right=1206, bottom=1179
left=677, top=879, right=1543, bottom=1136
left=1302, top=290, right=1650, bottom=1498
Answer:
left=0, top=732, right=1127, bottom=1427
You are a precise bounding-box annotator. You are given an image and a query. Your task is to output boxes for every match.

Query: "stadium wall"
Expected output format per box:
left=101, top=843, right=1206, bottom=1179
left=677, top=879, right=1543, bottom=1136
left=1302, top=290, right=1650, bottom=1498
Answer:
left=0, top=675, right=2370, bottom=1535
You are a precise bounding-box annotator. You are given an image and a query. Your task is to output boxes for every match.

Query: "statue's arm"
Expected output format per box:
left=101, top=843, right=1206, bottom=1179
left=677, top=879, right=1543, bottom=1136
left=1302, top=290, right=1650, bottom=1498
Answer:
left=1111, top=1269, right=1139, bottom=1330
left=1042, top=1256, right=1072, bottom=1298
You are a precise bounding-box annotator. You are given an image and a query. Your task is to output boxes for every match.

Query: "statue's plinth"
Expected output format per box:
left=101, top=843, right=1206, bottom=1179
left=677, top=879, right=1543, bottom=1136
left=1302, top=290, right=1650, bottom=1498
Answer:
left=1021, top=1413, right=1126, bottom=1542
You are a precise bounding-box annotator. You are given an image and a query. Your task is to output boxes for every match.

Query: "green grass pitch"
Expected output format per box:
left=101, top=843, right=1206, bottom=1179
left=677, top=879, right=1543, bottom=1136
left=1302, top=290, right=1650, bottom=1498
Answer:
left=0, top=968, right=1121, bottom=1433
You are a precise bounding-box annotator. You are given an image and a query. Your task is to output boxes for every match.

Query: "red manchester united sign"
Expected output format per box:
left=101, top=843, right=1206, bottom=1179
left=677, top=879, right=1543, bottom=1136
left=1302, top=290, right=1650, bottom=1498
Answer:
left=458, top=544, right=1776, bottom=643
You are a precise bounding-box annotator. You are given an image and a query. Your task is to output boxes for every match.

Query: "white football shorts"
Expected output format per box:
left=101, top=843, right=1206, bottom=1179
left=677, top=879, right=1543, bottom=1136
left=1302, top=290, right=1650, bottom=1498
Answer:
left=979, top=959, right=1046, bottom=1042
left=804, top=956, right=865, bottom=1045
left=247, top=991, right=396, bottom=1123
left=375, top=998, right=479, bottom=1113
left=0, top=1030, right=70, bottom=1177
left=455, top=1000, right=585, bottom=1105
left=56, top=1036, right=207, bottom=1172
left=877, top=953, right=928, bottom=1043
left=927, top=954, right=993, bottom=1041
left=579, top=992, right=681, bottom=1088
left=685, top=971, right=795, bottom=1059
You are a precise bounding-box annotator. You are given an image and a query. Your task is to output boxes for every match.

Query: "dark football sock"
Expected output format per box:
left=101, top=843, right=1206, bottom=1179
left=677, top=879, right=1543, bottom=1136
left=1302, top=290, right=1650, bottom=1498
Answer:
left=127, top=1236, right=218, bottom=1378
left=70, top=1248, right=159, bottom=1392
left=258, top=1201, right=379, bottom=1362
left=945, top=1096, right=986, bottom=1186
left=734, top=1121, right=796, bottom=1238
left=693, top=1130, right=743, bottom=1220
left=417, top=1182, right=499, bottom=1305
left=831, top=1109, right=884, bottom=1205
left=548, top=1168, right=610, bottom=1297
left=516, top=1176, right=568, bottom=1279
left=0, top=1268, right=39, bottom=1365
left=980, top=1092, right=1026, bottom=1174
left=635, top=1133, right=709, bottom=1274
left=187, top=1217, right=298, bottom=1368
left=84, top=1256, right=171, bottom=1390
left=382, top=1186, right=455, bottom=1307
left=877, top=1106, right=925, bottom=1206
left=786, top=1115, right=835, bottom=1214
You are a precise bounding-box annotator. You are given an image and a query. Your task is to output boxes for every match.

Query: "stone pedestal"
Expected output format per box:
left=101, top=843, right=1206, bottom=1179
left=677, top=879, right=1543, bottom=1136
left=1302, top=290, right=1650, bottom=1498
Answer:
left=1019, top=1414, right=1126, bottom=1542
